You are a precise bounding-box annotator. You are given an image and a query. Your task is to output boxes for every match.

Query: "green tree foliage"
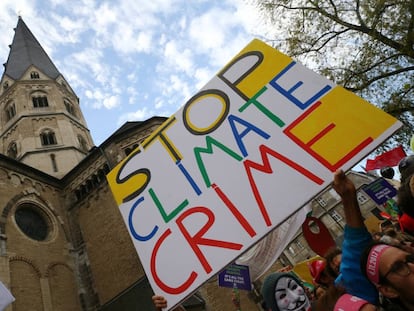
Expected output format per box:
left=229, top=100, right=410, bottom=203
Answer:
left=251, top=0, right=414, bottom=151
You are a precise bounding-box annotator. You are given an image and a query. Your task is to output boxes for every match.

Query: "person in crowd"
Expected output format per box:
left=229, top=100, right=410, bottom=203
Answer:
left=398, top=212, right=414, bottom=236
left=310, top=169, right=380, bottom=310
left=333, top=293, right=378, bottom=311
left=372, top=231, right=384, bottom=242
left=379, top=228, right=402, bottom=245
left=262, top=170, right=379, bottom=311
left=361, top=242, right=414, bottom=310
left=261, top=272, right=311, bottom=311
left=378, top=227, right=414, bottom=254
left=398, top=155, right=414, bottom=184
left=152, top=295, right=186, bottom=311
left=308, top=259, right=336, bottom=288
left=331, top=169, right=379, bottom=305
left=313, top=285, right=377, bottom=311
left=324, top=247, right=342, bottom=279
left=312, top=285, right=326, bottom=300
left=396, top=155, right=414, bottom=236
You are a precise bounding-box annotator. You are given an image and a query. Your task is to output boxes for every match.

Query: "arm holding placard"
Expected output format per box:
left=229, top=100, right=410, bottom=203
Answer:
left=332, top=170, right=364, bottom=228
left=332, top=170, right=379, bottom=305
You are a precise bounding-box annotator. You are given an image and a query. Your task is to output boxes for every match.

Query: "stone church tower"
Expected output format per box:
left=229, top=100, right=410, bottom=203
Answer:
left=0, top=16, right=94, bottom=178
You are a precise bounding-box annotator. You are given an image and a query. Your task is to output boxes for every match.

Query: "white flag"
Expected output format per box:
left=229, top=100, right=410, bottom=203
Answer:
left=0, top=281, right=14, bottom=311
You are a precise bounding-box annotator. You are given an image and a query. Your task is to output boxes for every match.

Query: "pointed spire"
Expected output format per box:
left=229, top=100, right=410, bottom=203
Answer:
left=3, top=16, right=60, bottom=80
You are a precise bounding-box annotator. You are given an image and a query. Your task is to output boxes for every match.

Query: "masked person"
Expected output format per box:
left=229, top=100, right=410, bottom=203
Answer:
left=261, top=272, right=311, bottom=311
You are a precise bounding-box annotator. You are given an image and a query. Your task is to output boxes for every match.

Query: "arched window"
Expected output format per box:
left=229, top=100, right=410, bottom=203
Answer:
left=86, top=180, right=93, bottom=192
left=30, top=71, right=40, bottom=79
left=64, top=100, right=76, bottom=117
left=7, top=141, right=18, bottom=159
left=5, top=101, right=16, bottom=121
left=32, top=93, right=49, bottom=108
left=97, top=169, right=106, bottom=182
left=92, top=174, right=100, bottom=186
left=40, top=129, right=57, bottom=146
left=103, top=164, right=110, bottom=174
left=125, top=144, right=139, bottom=156
left=3, top=81, right=9, bottom=90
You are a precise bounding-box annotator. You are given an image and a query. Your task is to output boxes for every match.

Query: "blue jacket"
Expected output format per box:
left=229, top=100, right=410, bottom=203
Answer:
left=335, top=225, right=379, bottom=305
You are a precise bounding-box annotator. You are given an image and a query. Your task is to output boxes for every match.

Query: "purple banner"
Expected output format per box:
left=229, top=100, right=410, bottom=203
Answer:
left=362, top=178, right=397, bottom=205
left=218, top=263, right=252, bottom=291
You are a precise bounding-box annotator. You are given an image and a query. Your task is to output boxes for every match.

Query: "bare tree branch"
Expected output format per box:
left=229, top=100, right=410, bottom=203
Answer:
left=253, top=0, right=414, bottom=147
left=347, top=66, right=414, bottom=91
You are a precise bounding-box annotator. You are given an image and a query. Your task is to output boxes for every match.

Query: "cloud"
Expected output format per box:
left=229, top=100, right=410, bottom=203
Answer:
left=0, top=0, right=36, bottom=59
left=193, top=67, right=214, bottom=90
left=85, top=89, right=121, bottom=109
left=162, top=40, right=194, bottom=74
left=117, top=107, right=154, bottom=125
left=0, top=0, right=267, bottom=146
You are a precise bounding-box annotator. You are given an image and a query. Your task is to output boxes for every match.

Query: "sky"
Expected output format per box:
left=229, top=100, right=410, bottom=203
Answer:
left=0, top=0, right=405, bottom=177
left=0, top=0, right=268, bottom=146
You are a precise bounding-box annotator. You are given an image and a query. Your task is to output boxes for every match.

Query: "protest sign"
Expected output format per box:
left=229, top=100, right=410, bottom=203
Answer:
left=218, top=263, right=252, bottom=291
left=362, top=177, right=397, bottom=205
left=107, top=39, right=401, bottom=310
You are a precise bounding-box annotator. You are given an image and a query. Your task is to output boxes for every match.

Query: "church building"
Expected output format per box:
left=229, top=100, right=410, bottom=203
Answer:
left=0, top=17, right=214, bottom=311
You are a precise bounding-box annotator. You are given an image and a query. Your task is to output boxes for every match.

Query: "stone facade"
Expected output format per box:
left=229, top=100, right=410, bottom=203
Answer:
left=0, top=160, right=81, bottom=311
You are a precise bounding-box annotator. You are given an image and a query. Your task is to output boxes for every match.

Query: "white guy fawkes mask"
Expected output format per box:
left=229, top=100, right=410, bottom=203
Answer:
left=274, top=276, right=310, bottom=311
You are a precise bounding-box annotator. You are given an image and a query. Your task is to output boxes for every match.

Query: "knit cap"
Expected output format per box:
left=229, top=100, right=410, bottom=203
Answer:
left=261, top=272, right=306, bottom=311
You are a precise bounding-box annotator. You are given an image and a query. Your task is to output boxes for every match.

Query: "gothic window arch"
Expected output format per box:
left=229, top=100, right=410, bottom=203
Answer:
left=91, top=174, right=99, bottom=186
left=40, top=129, right=57, bottom=146
left=32, top=91, right=49, bottom=108
left=3, top=81, right=9, bottom=90
left=86, top=180, right=93, bottom=192
left=125, top=144, right=139, bottom=156
left=103, top=164, right=110, bottom=174
left=64, top=99, right=76, bottom=117
left=97, top=169, right=106, bottom=182
left=7, top=141, right=18, bottom=159
left=30, top=71, right=40, bottom=79
left=5, top=100, right=16, bottom=121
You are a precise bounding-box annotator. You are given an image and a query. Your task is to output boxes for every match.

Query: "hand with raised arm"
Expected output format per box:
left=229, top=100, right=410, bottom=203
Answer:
left=333, top=169, right=365, bottom=228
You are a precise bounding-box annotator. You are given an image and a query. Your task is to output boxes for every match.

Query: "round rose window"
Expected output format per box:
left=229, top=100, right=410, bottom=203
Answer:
left=15, top=204, right=49, bottom=241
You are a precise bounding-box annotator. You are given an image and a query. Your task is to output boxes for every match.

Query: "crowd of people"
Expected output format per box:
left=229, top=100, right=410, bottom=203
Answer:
left=152, top=157, right=414, bottom=311
left=261, top=166, right=414, bottom=311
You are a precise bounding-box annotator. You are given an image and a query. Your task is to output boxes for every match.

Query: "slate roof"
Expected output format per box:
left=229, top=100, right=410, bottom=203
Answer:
left=3, top=16, right=60, bottom=80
